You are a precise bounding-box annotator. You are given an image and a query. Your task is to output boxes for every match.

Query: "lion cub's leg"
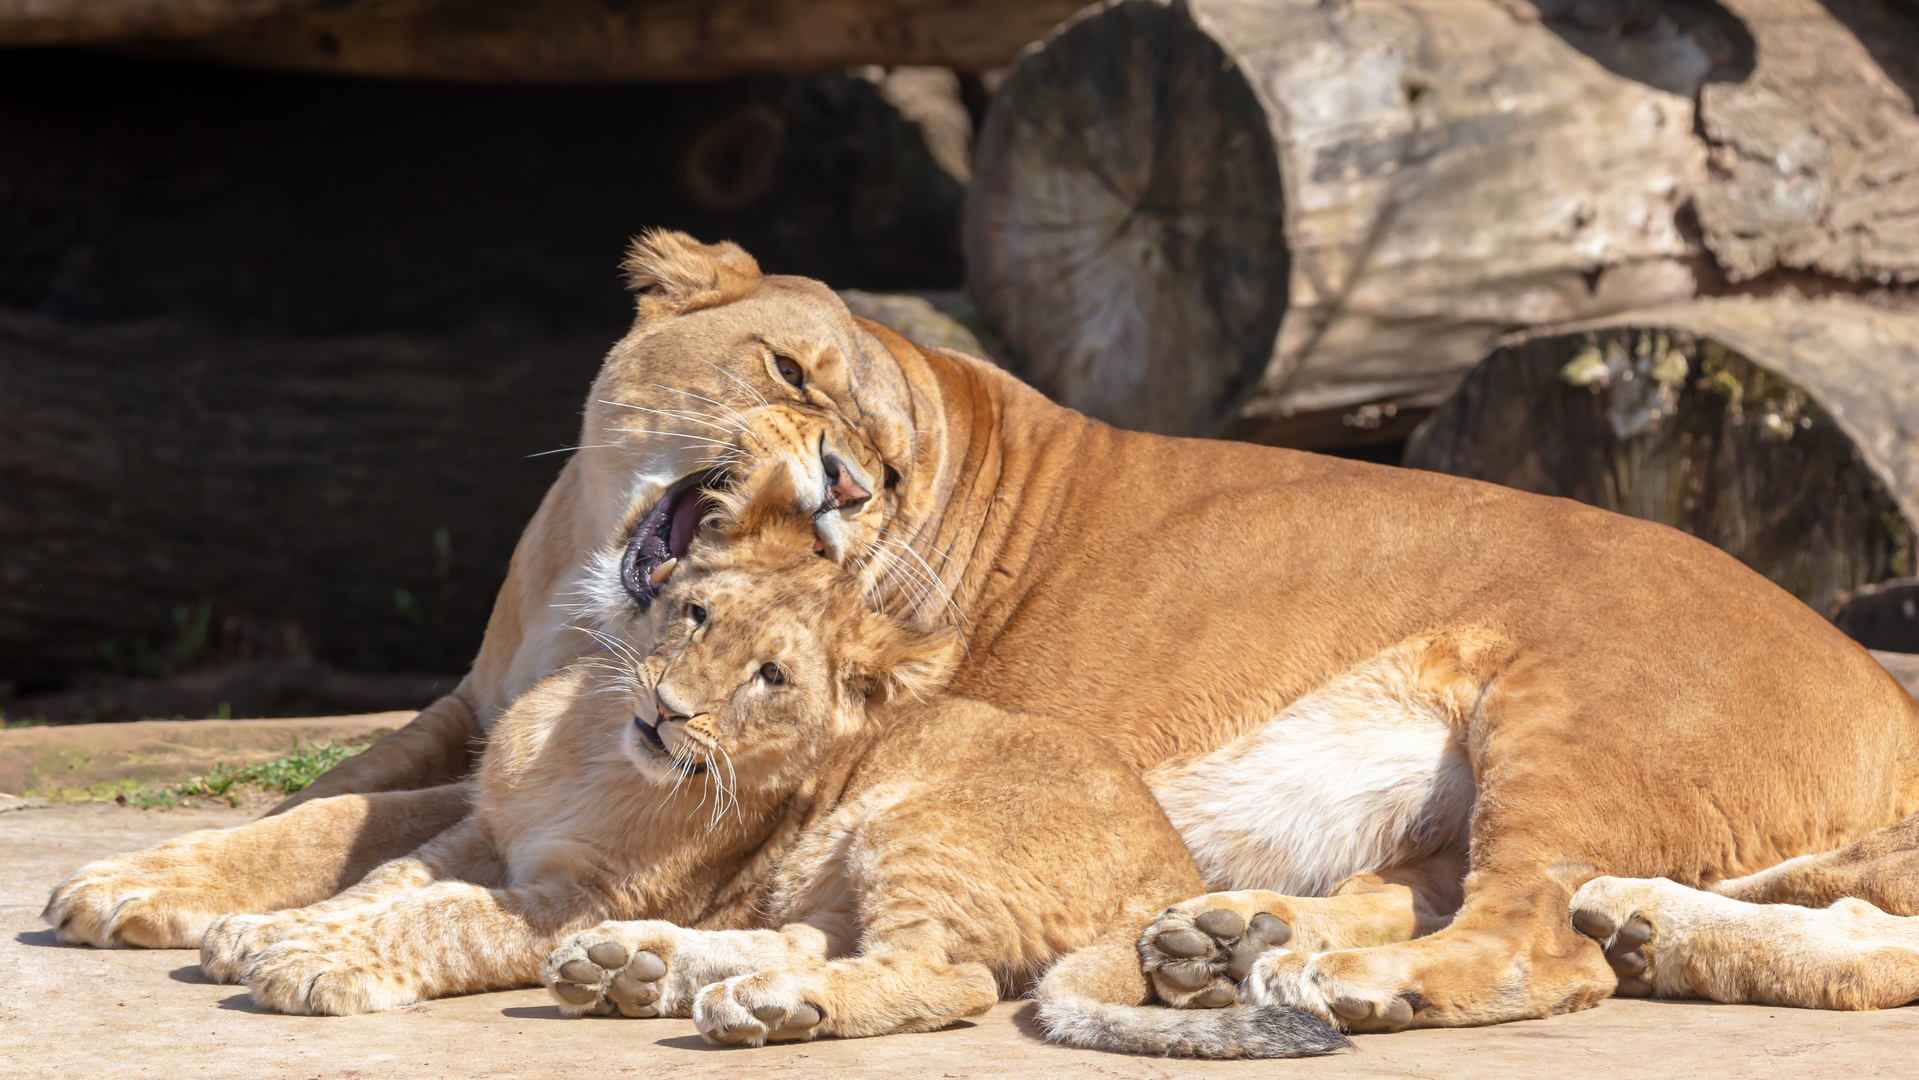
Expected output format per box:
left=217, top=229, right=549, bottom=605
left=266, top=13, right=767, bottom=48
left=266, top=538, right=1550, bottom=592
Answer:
left=544, top=921, right=831, bottom=1019
left=43, top=783, right=472, bottom=948
left=690, top=926, right=998, bottom=1046
left=1710, top=810, right=1919, bottom=916
left=1570, top=876, right=1919, bottom=1009
left=200, top=816, right=504, bottom=983
left=1139, top=852, right=1463, bottom=1009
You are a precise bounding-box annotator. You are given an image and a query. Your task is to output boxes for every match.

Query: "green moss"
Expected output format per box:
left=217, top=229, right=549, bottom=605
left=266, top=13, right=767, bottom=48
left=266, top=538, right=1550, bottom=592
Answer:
left=118, top=739, right=372, bottom=808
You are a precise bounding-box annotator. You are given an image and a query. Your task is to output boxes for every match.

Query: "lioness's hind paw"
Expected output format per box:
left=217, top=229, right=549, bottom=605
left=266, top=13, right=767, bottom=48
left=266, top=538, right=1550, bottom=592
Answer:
left=1140, top=896, right=1294, bottom=1008
left=545, top=926, right=672, bottom=1018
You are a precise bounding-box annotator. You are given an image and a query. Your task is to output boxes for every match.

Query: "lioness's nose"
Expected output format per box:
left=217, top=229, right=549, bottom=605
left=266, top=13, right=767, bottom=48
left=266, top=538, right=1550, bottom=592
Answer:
left=821, top=453, right=871, bottom=512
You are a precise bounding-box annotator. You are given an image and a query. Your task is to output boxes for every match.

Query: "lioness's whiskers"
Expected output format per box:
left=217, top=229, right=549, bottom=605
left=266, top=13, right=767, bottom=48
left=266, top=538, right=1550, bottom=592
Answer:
left=525, top=443, right=620, bottom=458
left=647, top=383, right=768, bottom=450
left=695, top=358, right=770, bottom=408
left=605, top=401, right=742, bottom=440
left=595, top=413, right=745, bottom=452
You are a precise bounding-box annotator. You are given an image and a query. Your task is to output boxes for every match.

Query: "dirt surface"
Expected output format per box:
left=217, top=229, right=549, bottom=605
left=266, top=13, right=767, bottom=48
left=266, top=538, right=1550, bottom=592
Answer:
left=3, top=803, right=1915, bottom=1079
left=0, top=712, right=410, bottom=799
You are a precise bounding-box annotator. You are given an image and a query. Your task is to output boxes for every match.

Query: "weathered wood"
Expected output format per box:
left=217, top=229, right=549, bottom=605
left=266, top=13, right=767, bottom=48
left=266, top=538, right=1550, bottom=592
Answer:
left=966, top=0, right=1919, bottom=443
left=0, top=53, right=970, bottom=691
left=1694, top=0, right=1919, bottom=284
left=1404, top=297, right=1919, bottom=617
left=0, top=0, right=1084, bottom=81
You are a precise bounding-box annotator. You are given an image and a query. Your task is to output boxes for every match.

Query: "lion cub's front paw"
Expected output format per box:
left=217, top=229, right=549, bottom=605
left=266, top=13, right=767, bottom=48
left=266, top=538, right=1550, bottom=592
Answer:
left=693, top=972, right=825, bottom=1046
left=1140, top=895, right=1296, bottom=1008
left=242, top=937, right=417, bottom=1015
left=201, top=912, right=298, bottom=984
left=544, top=922, right=681, bottom=1018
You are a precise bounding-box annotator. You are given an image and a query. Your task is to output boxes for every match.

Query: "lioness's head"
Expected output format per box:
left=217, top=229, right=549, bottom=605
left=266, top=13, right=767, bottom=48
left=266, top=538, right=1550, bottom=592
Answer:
left=574, top=230, right=928, bottom=637
left=621, top=469, right=962, bottom=795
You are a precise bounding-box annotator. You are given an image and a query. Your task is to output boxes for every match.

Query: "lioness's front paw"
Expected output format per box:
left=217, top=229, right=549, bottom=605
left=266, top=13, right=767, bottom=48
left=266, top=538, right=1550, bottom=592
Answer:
left=693, top=972, right=825, bottom=1046
left=544, top=922, right=680, bottom=1018
left=242, top=938, right=417, bottom=1015
left=43, top=855, right=227, bottom=949
left=201, top=912, right=299, bottom=984
left=1140, top=894, right=1295, bottom=1008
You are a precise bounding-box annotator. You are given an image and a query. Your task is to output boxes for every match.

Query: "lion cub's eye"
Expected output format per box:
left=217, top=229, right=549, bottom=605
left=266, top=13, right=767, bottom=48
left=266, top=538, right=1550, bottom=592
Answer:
left=758, top=662, right=786, bottom=685
left=774, top=355, right=804, bottom=390
left=883, top=464, right=901, bottom=490
left=687, top=603, right=706, bottom=626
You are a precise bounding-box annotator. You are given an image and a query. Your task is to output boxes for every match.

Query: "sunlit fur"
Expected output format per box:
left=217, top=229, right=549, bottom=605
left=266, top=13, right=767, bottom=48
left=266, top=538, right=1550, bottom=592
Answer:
left=163, top=473, right=1342, bottom=1058
left=48, top=232, right=1919, bottom=1035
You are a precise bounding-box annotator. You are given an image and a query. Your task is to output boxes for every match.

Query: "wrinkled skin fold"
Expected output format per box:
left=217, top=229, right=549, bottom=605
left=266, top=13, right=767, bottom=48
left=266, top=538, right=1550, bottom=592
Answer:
left=44, top=232, right=1919, bottom=1039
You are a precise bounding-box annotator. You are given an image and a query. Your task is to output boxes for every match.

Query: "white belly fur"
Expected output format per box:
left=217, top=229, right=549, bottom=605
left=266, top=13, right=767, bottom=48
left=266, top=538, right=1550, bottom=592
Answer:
left=1146, top=646, right=1476, bottom=897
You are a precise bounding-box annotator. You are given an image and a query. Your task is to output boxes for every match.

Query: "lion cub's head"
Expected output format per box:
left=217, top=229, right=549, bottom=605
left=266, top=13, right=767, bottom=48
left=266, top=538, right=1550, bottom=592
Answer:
left=621, top=469, right=962, bottom=794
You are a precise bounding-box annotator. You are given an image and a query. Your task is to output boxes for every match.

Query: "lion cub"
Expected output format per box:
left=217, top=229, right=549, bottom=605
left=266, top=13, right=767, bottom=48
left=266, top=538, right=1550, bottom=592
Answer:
left=195, top=469, right=1340, bottom=1057
left=536, top=474, right=1342, bottom=1056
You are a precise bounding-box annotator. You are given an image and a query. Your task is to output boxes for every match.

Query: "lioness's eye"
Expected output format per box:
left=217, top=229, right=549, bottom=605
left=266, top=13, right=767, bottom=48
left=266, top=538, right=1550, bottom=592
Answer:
left=759, top=662, right=785, bottom=685
left=774, top=355, right=804, bottom=390
left=687, top=603, right=706, bottom=626
left=883, top=464, right=901, bottom=489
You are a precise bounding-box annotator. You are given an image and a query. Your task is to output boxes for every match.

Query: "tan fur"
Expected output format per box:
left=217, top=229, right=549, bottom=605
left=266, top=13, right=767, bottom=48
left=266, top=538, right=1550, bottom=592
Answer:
left=47, top=234, right=1919, bottom=1034
left=184, top=479, right=1348, bottom=1056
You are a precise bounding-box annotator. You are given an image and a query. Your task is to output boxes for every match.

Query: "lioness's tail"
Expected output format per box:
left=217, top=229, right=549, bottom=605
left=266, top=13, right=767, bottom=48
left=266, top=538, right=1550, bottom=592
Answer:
left=1032, top=931, right=1350, bottom=1059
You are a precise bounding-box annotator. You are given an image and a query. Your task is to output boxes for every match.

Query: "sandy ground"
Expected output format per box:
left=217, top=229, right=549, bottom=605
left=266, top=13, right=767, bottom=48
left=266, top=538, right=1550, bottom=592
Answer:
left=0, top=713, right=410, bottom=800
left=1, top=803, right=1914, bottom=1079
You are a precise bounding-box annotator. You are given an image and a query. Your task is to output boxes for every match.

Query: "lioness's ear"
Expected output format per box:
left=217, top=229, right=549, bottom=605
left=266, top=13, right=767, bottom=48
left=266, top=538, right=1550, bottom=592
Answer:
left=848, top=623, right=963, bottom=704
left=622, top=229, right=762, bottom=319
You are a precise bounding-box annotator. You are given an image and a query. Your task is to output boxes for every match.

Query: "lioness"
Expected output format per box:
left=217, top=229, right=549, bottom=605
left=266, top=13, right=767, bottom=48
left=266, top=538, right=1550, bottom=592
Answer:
left=48, top=231, right=1919, bottom=1030
left=195, top=470, right=1348, bottom=1057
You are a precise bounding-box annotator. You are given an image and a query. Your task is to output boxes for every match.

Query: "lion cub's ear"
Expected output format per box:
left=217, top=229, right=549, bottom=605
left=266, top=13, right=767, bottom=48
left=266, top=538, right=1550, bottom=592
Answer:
left=846, top=622, right=964, bottom=705
left=622, top=229, right=763, bottom=320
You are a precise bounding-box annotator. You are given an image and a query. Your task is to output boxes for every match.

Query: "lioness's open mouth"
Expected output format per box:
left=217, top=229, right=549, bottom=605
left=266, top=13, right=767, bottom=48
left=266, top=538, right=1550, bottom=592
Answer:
left=620, top=469, right=728, bottom=610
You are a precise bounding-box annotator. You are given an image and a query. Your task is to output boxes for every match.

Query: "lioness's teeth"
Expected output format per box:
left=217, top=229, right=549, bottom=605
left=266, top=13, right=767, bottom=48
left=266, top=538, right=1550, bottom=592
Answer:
left=649, top=558, right=679, bottom=584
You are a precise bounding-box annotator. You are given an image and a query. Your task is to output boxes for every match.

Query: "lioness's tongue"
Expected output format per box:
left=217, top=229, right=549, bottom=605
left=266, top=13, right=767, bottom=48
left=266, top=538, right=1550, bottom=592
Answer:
left=666, top=488, right=711, bottom=557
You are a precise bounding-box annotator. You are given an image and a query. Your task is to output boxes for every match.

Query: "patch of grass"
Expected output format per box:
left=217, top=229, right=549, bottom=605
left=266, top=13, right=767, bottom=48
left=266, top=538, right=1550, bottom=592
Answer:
left=119, top=738, right=374, bottom=808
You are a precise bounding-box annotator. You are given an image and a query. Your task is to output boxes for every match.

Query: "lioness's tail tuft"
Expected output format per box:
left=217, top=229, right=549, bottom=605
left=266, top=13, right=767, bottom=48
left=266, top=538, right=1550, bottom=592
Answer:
left=1035, top=991, right=1351, bottom=1059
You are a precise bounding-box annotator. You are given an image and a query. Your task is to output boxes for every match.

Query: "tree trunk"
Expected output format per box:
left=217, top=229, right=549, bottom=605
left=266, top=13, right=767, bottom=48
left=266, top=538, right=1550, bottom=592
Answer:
left=0, top=0, right=1085, bottom=81
left=1403, top=297, right=1919, bottom=618
left=965, top=0, right=1919, bottom=444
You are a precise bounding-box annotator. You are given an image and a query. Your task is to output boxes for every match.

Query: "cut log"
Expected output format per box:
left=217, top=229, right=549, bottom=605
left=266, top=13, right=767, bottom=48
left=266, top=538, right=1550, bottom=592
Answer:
left=0, top=0, right=1085, bottom=81
left=1834, top=578, right=1919, bottom=654
left=1403, top=297, right=1919, bottom=618
left=0, top=53, right=970, bottom=692
left=966, top=0, right=1919, bottom=443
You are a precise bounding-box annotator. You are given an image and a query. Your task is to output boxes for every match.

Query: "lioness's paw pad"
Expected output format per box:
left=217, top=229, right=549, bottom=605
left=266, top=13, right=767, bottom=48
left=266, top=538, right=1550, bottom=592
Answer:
left=1140, top=897, right=1293, bottom=1008
left=545, top=931, right=671, bottom=1018
left=1569, top=877, right=1666, bottom=998
left=693, top=973, right=824, bottom=1046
